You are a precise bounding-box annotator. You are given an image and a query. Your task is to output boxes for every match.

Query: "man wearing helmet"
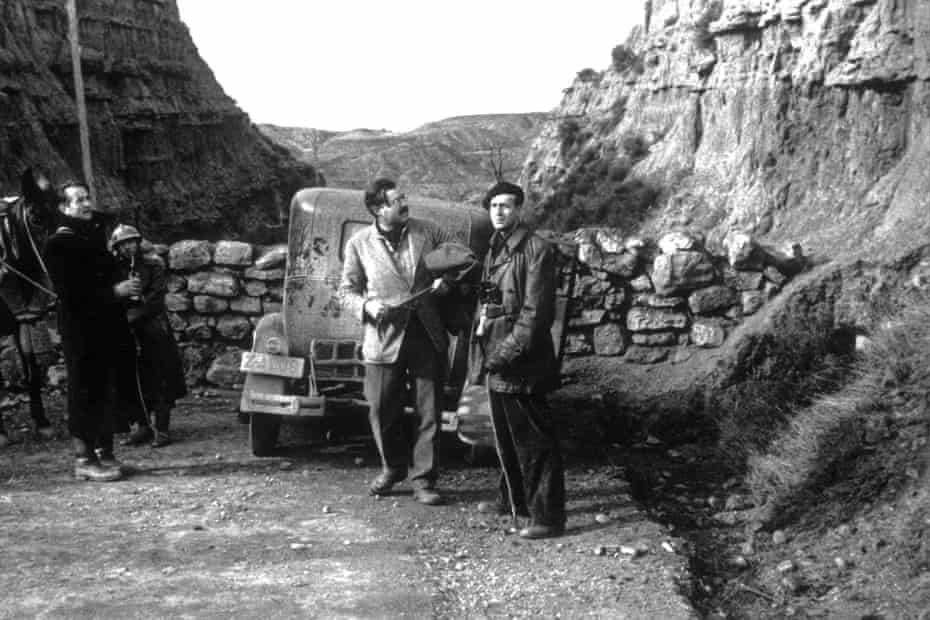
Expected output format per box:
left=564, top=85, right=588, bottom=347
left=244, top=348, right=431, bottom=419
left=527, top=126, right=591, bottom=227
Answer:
left=110, top=224, right=187, bottom=448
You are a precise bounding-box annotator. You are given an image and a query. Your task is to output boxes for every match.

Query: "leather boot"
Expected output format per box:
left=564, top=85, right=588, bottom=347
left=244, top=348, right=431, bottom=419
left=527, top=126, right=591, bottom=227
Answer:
left=120, top=423, right=153, bottom=446
left=95, top=435, right=125, bottom=474
left=73, top=438, right=121, bottom=482
left=74, top=457, right=122, bottom=482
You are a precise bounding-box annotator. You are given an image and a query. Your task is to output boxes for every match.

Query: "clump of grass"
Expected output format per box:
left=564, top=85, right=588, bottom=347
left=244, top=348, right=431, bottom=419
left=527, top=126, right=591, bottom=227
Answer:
left=712, top=308, right=847, bottom=472
left=746, top=288, right=930, bottom=514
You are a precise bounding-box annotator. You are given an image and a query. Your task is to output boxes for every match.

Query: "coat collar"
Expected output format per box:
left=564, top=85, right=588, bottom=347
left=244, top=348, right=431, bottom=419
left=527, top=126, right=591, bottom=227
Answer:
left=488, top=224, right=531, bottom=272
left=366, top=218, right=427, bottom=284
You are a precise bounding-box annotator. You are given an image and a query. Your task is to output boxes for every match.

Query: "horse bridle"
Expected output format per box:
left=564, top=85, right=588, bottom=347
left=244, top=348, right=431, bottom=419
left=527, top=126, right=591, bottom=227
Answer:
left=0, top=196, right=58, bottom=300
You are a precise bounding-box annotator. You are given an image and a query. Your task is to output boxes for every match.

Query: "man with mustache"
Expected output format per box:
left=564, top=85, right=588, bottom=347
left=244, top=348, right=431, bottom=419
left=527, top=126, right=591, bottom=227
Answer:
left=339, top=178, right=452, bottom=505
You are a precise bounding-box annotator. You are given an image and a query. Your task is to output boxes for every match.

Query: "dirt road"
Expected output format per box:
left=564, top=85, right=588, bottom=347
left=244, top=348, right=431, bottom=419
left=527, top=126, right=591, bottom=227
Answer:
left=0, top=391, right=696, bottom=619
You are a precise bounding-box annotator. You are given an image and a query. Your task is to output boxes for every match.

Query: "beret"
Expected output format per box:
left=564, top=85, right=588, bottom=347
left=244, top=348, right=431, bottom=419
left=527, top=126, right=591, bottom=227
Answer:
left=482, top=181, right=524, bottom=210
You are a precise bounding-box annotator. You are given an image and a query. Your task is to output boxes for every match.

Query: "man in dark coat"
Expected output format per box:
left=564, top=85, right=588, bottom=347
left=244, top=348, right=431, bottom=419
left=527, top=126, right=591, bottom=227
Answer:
left=110, top=224, right=187, bottom=448
left=339, top=178, right=452, bottom=505
left=44, top=182, right=142, bottom=481
left=469, top=180, right=566, bottom=539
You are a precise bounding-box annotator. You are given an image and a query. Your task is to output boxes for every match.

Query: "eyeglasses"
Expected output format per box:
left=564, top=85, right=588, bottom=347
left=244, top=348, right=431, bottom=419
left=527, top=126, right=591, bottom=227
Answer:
left=388, top=193, right=407, bottom=206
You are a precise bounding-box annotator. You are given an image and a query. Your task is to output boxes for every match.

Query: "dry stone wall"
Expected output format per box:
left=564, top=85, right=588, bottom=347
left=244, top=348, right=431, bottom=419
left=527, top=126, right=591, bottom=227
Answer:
left=153, top=239, right=288, bottom=388
left=557, top=228, right=805, bottom=364
left=0, top=229, right=804, bottom=399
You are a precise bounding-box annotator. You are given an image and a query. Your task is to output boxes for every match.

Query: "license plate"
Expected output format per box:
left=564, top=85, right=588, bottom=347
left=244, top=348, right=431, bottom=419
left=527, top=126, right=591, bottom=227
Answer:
left=240, top=352, right=305, bottom=378
left=240, top=391, right=299, bottom=415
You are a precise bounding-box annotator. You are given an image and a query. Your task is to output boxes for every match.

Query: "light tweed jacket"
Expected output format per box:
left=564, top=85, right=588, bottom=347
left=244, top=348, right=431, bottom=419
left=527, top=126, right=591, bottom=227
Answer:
left=339, top=217, right=451, bottom=364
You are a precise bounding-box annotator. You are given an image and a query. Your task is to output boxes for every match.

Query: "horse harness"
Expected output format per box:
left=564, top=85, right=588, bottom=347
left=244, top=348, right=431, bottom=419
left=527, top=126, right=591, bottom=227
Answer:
left=0, top=195, right=57, bottom=300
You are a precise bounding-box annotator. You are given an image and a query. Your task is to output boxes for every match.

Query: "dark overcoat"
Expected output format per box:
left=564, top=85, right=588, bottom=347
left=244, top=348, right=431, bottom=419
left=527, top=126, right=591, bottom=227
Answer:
left=114, top=251, right=187, bottom=402
left=44, top=217, right=138, bottom=427
left=469, top=224, right=560, bottom=394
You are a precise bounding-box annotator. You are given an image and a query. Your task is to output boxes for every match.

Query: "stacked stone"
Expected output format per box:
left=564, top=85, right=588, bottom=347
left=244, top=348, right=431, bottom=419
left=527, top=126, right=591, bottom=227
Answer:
left=562, top=228, right=803, bottom=364
left=162, top=240, right=287, bottom=383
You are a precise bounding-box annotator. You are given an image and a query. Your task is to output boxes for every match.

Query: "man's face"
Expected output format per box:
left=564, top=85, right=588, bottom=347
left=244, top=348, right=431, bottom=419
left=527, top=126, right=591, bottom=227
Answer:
left=60, top=185, right=93, bottom=221
left=116, top=239, right=140, bottom=259
left=378, top=188, right=410, bottom=229
left=489, top=193, right=519, bottom=231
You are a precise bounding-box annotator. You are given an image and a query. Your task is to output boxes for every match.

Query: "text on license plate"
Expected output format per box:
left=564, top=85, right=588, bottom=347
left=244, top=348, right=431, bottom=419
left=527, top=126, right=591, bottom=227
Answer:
left=240, top=352, right=305, bottom=378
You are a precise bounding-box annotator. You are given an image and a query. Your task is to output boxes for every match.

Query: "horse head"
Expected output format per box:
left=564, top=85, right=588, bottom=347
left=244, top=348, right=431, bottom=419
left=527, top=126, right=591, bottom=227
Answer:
left=19, top=168, right=59, bottom=235
left=0, top=167, right=59, bottom=324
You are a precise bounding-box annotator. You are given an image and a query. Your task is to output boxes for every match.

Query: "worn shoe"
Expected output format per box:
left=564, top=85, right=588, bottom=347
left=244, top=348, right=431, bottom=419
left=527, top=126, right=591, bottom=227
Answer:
left=120, top=424, right=154, bottom=447
left=74, top=457, right=122, bottom=482
left=151, top=431, right=172, bottom=448
left=413, top=487, right=443, bottom=506
left=518, top=524, right=565, bottom=540
left=95, top=450, right=126, bottom=474
left=369, top=472, right=404, bottom=496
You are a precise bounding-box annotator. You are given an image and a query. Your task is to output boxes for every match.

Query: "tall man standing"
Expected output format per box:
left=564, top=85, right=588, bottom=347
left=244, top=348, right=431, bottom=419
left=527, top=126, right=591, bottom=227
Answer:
left=339, top=178, right=451, bottom=505
left=471, top=181, right=566, bottom=539
left=44, top=182, right=142, bottom=481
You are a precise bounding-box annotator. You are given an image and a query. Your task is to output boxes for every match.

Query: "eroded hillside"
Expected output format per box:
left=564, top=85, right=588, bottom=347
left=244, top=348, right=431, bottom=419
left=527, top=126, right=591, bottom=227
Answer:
left=262, top=113, right=547, bottom=204
left=523, top=0, right=929, bottom=263
left=0, top=0, right=320, bottom=242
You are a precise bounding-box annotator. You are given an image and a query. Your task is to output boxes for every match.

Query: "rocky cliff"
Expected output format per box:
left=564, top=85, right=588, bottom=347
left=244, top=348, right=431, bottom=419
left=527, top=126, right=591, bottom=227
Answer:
left=523, top=0, right=929, bottom=263
left=0, top=0, right=320, bottom=242
left=262, top=113, right=547, bottom=204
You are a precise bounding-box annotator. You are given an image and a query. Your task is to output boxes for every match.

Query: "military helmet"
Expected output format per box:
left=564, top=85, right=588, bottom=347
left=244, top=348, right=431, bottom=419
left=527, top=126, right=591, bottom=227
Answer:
left=109, top=224, right=142, bottom=251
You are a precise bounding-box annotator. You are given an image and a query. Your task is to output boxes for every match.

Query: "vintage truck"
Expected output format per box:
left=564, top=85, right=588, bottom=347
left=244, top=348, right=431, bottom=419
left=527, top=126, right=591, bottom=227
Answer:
left=238, top=187, right=574, bottom=457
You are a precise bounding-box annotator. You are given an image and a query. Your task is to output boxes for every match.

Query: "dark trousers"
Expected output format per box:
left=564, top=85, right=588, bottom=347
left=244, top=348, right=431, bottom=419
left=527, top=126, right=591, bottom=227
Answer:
left=132, top=315, right=187, bottom=432
left=65, top=332, right=141, bottom=452
left=488, top=390, right=566, bottom=527
left=65, top=350, right=115, bottom=454
left=364, top=318, right=445, bottom=489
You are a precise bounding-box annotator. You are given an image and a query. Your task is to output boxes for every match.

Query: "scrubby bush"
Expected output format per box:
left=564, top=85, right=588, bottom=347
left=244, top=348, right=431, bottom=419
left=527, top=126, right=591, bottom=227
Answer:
left=527, top=143, right=657, bottom=233
left=576, top=68, right=601, bottom=82
left=558, top=118, right=582, bottom=156
left=611, top=44, right=644, bottom=74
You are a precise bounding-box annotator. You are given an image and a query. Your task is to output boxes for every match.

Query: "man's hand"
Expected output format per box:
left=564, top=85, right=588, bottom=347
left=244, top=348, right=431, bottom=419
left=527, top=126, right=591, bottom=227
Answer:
left=430, top=277, right=449, bottom=295
left=113, top=278, right=142, bottom=299
left=364, top=299, right=388, bottom=323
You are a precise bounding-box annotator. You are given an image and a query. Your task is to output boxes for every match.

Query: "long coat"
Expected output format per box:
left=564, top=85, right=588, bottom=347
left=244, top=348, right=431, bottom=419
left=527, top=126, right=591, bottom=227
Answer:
left=114, top=251, right=188, bottom=403
left=44, top=217, right=138, bottom=428
left=339, top=217, right=451, bottom=364
left=469, top=224, right=560, bottom=394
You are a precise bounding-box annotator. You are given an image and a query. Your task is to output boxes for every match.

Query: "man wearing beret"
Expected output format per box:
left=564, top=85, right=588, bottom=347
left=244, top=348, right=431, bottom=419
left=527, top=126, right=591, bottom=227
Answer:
left=339, top=178, right=452, bottom=505
left=470, top=180, right=566, bottom=539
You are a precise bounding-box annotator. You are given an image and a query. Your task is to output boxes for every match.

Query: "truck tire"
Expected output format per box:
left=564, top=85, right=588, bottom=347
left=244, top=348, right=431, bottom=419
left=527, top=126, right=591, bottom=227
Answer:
left=250, top=413, right=281, bottom=456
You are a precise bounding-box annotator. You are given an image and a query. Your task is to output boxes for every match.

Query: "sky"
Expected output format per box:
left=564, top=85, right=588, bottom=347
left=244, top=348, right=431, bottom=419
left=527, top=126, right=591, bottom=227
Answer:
left=176, top=1, right=641, bottom=133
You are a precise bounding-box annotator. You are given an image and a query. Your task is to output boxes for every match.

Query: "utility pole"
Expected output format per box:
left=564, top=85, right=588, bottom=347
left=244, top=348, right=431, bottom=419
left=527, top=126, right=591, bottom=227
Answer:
left=66, top=0, right=96, bottom=205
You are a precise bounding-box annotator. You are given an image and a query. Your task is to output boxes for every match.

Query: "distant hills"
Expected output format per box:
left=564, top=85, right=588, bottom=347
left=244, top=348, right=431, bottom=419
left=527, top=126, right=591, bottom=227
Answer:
left=258, top=113, right=547, bottom=204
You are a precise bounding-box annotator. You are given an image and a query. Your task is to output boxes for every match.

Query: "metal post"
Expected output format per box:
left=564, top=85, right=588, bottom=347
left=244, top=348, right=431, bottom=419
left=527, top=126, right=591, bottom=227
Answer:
left=66, top=0, right=96, bottom=205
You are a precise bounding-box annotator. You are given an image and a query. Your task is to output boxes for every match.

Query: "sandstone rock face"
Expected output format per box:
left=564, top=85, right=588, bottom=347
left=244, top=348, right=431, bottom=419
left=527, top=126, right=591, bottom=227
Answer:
left=0, top=0, right=320, bottom=242
left=521, top=0, right=930, bottom=262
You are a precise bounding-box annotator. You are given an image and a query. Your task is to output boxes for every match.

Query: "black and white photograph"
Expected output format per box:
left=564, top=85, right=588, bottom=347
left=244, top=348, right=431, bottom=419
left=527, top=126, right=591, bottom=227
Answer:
left=1, top=0, right=928, bottom=617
